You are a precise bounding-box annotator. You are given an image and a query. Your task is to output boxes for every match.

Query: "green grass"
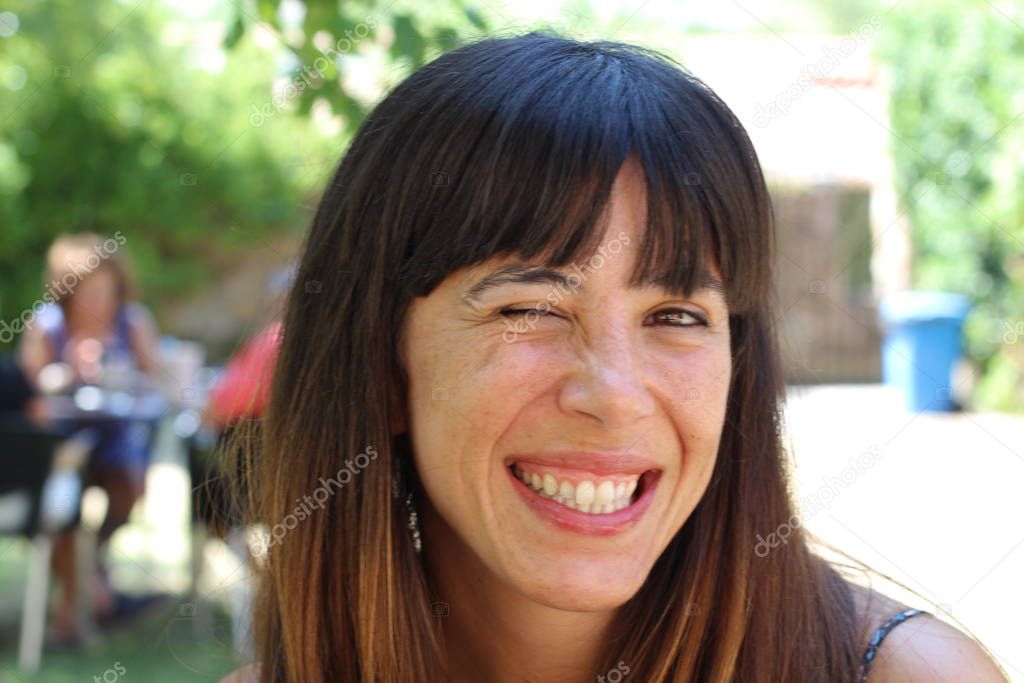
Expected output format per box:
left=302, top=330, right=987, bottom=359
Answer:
left=0, top=539, right=242, bottom=683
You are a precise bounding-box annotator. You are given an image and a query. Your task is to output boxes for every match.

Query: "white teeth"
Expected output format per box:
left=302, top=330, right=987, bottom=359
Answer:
left=575, top=480, right=595, bottom=505
left=514, top=465, right=642, bottom=516
left=543, top=473, right=558, bottom=496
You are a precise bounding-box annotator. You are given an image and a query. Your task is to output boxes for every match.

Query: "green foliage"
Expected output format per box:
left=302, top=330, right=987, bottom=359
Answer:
left=876, top=0, right=1024, bottom=411
left=0, top=0, right=494, bottom=348
left=224, top=0, right=493, bottom=123
left=0, top=0, right=335, bottom=343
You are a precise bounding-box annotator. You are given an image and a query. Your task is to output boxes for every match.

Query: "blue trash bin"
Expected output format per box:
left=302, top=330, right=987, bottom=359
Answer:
left=878, top=291, right=971, bottom=412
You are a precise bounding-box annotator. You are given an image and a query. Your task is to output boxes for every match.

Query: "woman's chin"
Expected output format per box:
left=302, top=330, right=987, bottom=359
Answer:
left=509, top=558, right=649, bottom=612
left=528, top=582, right=640, bottom=612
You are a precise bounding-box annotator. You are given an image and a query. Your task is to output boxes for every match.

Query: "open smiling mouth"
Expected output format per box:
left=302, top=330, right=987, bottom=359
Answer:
left=505, top=459, right=662, bottom=535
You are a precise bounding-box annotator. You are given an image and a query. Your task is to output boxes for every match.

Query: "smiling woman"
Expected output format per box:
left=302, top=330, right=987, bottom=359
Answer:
left=224, top=30, right=1007, bottom=683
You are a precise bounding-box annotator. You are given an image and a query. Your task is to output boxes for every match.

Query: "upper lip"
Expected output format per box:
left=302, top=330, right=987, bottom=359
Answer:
left=504, top=451, right=661, bottom=476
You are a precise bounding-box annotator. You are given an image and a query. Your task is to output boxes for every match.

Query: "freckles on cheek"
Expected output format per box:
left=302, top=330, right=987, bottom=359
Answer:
left=463, top=341, right=561, bottom=399
left=660, top=353, right=731, bottom=464
left=410, top=339, right=547, bottom=449
left=675, top=343, right=731, bottom=397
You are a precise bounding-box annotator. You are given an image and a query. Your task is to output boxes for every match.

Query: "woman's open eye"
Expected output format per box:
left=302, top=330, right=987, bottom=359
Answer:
left=649, top=308, right=709, bottom=328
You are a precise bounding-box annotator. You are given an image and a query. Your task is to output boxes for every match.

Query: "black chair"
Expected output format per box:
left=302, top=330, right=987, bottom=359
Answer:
left=0, top=355, right=33, bottom=413
left=0, top=417, right=95, bottom=673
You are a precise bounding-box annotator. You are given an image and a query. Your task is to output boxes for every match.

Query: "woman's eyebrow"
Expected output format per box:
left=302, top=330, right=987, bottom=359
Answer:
left=461, top=264, right=569, bottom=305
left=460, top=263, right=726, bottom=306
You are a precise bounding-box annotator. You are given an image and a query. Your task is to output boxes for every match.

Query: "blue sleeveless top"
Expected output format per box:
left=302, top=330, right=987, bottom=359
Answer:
left=35, top=301, right=153, bottom=472
left=856, top=609, right=928, bottom=681
left=36, top=301, right=139, bottom=367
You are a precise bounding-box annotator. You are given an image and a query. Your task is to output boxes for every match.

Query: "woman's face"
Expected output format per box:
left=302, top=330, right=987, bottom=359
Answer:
left=68, top=266, right=119, bottom=328
left=400, top=159, right=733, bottom=611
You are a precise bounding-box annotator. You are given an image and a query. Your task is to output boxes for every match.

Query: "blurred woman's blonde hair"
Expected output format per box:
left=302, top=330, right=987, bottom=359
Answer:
left=44, top=231, right=135, bottom=314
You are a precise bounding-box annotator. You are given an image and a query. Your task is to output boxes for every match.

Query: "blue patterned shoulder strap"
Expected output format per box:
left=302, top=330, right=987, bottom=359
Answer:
left=855, top=608, right=928, bottom=681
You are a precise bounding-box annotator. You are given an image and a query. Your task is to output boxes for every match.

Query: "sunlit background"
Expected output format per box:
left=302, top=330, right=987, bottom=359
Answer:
left=1, top=0, right=1022, bottom=680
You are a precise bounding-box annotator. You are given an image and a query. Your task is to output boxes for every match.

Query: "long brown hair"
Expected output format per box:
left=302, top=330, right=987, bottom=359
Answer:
left=240, top=30, right=868, bottom=682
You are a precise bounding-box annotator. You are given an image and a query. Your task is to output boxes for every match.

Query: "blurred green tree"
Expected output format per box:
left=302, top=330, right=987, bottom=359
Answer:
left=0, top=0, right=337, bottom=341
left=876, top=0, right=1024, bottom=411
left=221, top=0, right=491, bottom=124
left=0, top=0, right=491, bottom=349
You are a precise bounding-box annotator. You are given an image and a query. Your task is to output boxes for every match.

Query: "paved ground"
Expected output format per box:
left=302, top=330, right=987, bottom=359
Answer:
left=784, top=383, right=1024, bottom=680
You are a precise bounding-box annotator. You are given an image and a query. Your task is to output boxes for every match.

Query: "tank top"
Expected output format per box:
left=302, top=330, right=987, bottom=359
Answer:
left=36, top=301, right=139, bottom=374
left=856, top=608, right=927, bottom=681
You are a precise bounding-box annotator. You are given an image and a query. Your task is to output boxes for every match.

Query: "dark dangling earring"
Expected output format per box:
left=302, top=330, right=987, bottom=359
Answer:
left=406, top=491, right=422, bottom=553
left=393, top=455, right=422, bottom=553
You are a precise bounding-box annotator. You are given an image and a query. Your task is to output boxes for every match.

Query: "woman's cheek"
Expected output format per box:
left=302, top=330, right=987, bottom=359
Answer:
left=463, top=336, right=569, bottom=399
left=656, top=340, right=728, bottom=387
left=658, top=350, right=731, bottom=443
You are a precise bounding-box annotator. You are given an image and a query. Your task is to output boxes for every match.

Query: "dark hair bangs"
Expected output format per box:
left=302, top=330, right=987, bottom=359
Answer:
left=386, top=31, right=772, bottom=316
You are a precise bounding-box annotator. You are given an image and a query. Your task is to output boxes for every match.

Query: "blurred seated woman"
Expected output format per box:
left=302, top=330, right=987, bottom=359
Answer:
left=17, top=231, right=160, bottom=641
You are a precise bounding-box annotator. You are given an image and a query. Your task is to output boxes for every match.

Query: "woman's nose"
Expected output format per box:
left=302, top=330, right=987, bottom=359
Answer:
left=556, top=331, right=656, bottom=429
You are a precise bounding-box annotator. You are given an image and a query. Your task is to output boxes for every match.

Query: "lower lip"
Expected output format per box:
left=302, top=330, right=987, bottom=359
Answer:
left=506, top=465, right=660, bottom=536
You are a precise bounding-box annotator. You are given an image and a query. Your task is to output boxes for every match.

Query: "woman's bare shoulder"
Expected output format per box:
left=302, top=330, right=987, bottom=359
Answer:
left=847, top=584, right=1007, bottom=682
left=220, top=664, right=259, bottom=683
left=866, top=612, right=1007, bottom=682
